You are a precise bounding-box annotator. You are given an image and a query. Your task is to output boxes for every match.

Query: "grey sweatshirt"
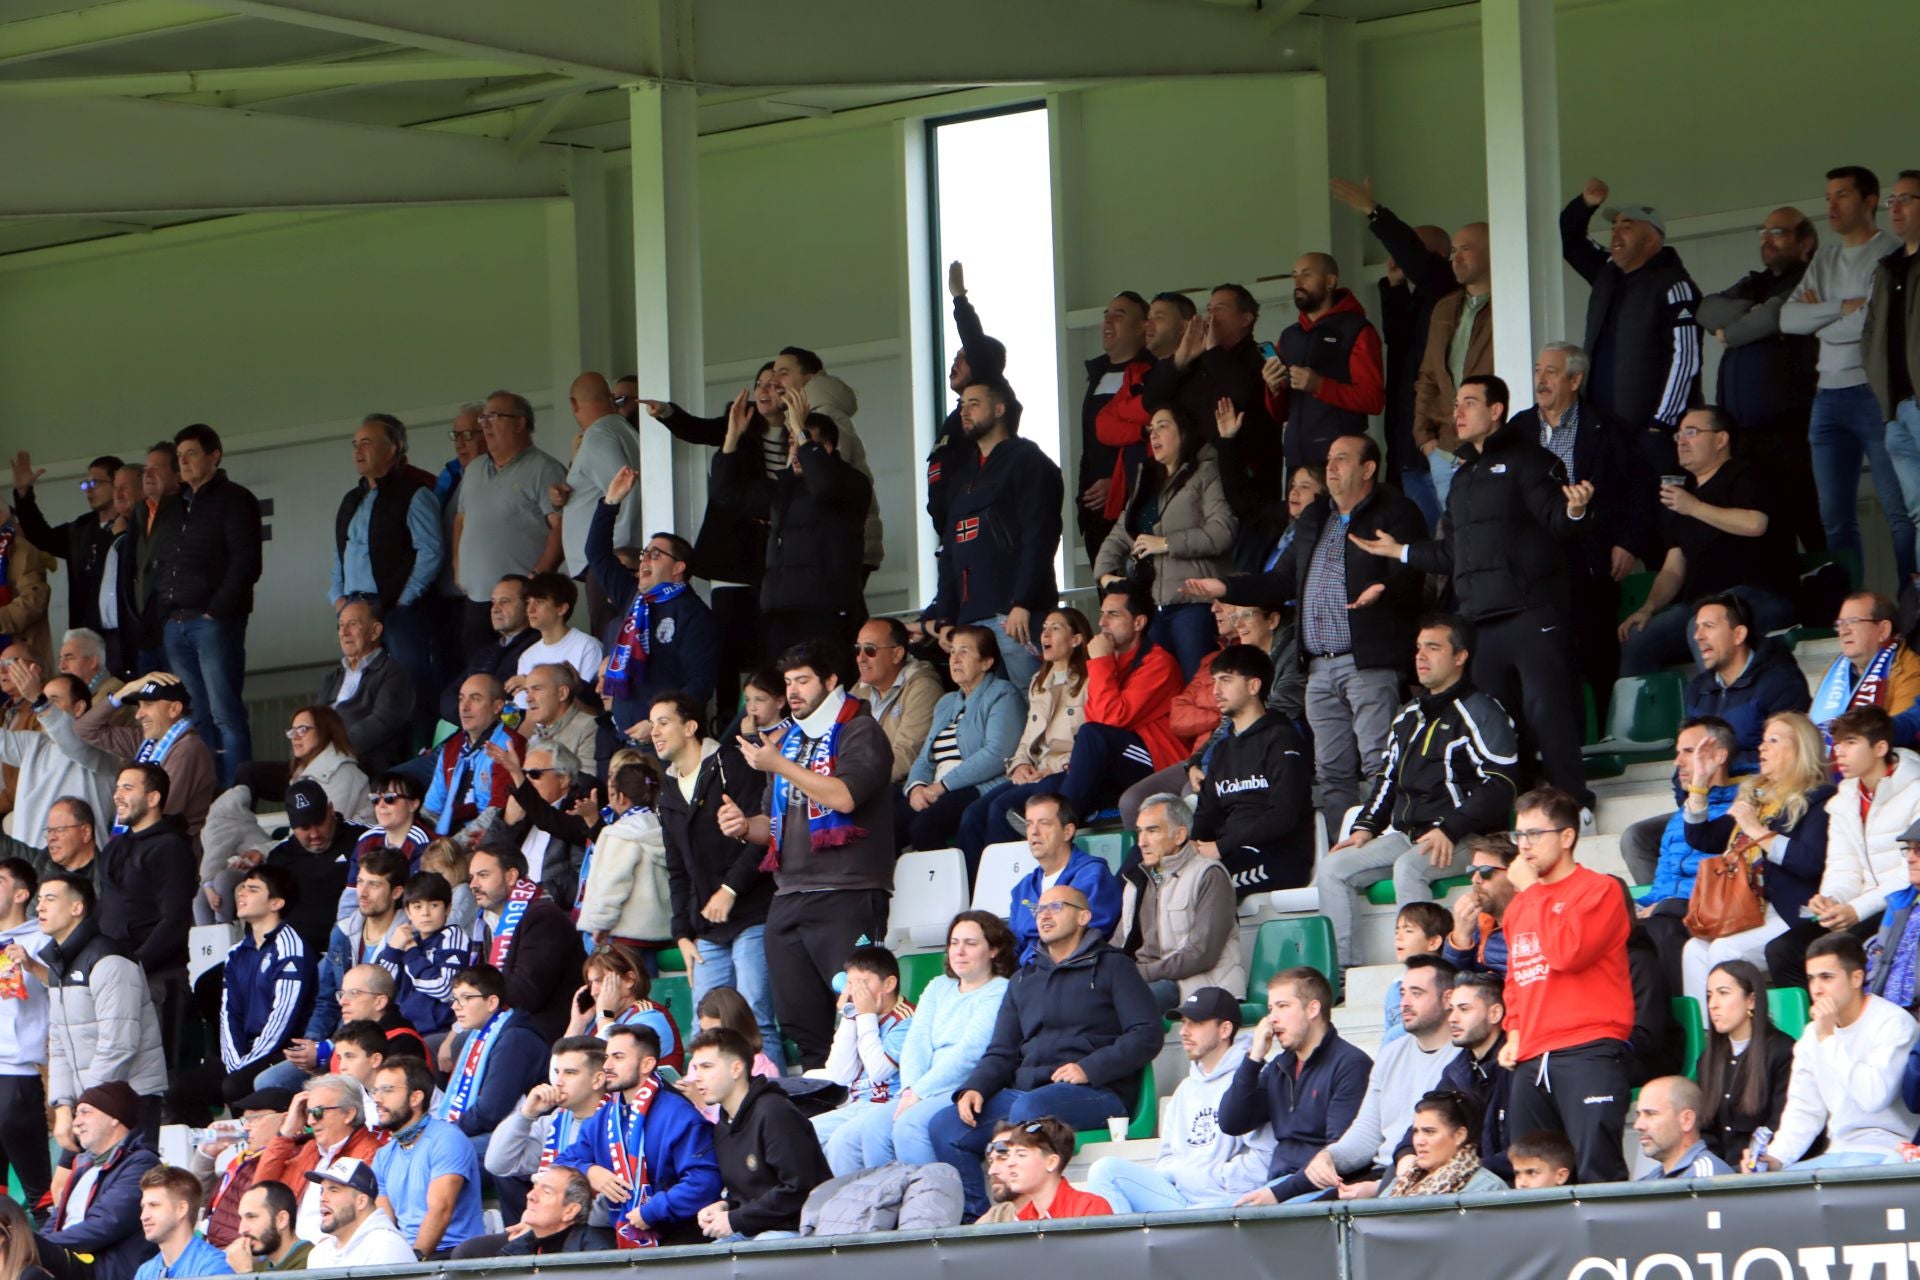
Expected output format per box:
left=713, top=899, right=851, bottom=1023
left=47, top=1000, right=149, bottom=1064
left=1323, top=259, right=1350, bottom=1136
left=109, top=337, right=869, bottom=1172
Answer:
left=1325, top=1030, right=1451, bottom=1174
left=1782, top=230, right=1898, bottom=387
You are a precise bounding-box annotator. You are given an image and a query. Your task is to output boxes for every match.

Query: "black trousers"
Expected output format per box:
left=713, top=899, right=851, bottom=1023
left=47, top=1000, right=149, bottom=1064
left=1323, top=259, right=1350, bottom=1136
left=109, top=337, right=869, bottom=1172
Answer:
left=461, top=599, right=497, bottom=661
left=0, top=1074, right=50, bottom=1213
left=1508, top=1038, right=1631, bottom=1184
left=710, top=584, right=761, bottom=721
left=1566, top=559, right=1622, bottom=728
left=1743, top=419, right=1824, bottom=555
left=165, top=1048, right=282, bottom=1127
left=1765, top=914, right=1880, bottom=991
left=892, top=783, right=981, bottom=854
left=765, top=888, right=891, bottom=1068
left=1471, top=606, right=1595, bottom=809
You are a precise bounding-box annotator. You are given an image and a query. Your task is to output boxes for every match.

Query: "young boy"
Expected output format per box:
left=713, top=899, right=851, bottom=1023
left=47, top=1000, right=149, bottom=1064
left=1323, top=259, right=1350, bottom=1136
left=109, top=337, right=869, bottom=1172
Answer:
left=807, top=945, right=914, bottom=1166
left=508, top=572, right=604, bottom=706
left=1382, top=901, right=1450, bottom=1045
left=378, top=870, right=478, bottom=1037
left=1508, top=1129, right=1577, bottom=1188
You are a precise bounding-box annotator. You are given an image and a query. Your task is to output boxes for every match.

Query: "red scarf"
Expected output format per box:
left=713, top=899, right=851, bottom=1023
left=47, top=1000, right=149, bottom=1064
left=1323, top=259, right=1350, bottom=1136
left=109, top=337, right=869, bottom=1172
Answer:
left=609, top=1078, right=665, bottom=1248
left=1094, top=358, right=1153, bottom=521
left=487, top=876, right=541, bottom=968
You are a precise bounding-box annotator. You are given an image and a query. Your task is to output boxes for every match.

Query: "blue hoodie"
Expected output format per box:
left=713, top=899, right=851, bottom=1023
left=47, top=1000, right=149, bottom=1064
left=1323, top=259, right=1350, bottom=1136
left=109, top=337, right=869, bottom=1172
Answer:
left=1639, top=781, right=1741, bottom=906
left=1008, top=847, right=1122, bottom=966
left=556, top=1085, right=722, bottom=1245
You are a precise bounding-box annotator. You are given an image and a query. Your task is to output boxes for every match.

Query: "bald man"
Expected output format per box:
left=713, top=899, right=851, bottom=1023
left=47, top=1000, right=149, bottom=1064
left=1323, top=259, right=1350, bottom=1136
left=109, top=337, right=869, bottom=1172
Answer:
left=929, top=878, right=1162, bottom=1217
left=560, top=372, right=641, bottom=636
left=1266, top=251, right=1386, bottom=475
left=1413, top=222, right=1494, bottom=507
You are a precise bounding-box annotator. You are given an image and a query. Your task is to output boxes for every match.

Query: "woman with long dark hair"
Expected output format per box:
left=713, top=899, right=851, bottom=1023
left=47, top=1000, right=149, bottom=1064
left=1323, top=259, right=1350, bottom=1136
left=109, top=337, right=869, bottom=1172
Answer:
left=1696, top=959, right=1795, bottom=1165
left=1093, top=405, right=1238, bottom=678
left=895, top=625, right=1024, bottom=853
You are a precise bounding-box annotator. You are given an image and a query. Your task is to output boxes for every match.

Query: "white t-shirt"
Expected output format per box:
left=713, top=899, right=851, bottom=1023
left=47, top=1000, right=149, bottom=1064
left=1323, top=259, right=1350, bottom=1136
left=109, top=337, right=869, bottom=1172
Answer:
left=515, top=630, right=606, bottom=706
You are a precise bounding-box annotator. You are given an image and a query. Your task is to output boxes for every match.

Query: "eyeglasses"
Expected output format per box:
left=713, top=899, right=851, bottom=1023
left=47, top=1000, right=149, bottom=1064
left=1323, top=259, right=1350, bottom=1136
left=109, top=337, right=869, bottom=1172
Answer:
left=338, top=987, right=376, bottom=1001
left=638, top=547, right=676, bottom=562
left=1887, top=194, right=1920, bottom=209
left=1675, top=426, right=1724, bottom=440
left=478, top=411, right=525, bottom=424
left=1507, top=827, right=1570, bottom=845
left=852, top=643, right=900, bottom=657
left=369, top=1084, right=406, bottom=1098
left=451, top=992, right=490, bottom=1004
left=368, top=792, right=408, bottom=805
left=613, top=394, right=637, bottom=407
left=285, top=725, right=314, bottom=739
left=447, top=429, right=483, bottom=443
left=1467, top=864, right=1505, bottom=879
left=1030, top=901, right=1081, bottom=916
left=1756, top=227, right=1796, bottom=239
left=79, top=479, right=105, bottom=492
left=44, top=823, right=85, bottom=837
left=1833, top=616, right=1878, bottom=630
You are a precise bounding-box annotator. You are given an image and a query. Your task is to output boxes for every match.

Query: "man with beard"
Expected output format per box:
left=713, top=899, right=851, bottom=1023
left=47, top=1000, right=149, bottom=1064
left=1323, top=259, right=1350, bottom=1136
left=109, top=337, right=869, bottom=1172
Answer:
left=304, top=1158, right=414, bottom=1268
left=466, top=845, right=581, bottom=1042
left=926, top=261, right=1012, bottom=544
left=719, top=640, right=893, bottom=1067
left=919, top=377, right=1064, bottom=689
left=224, top=1181, right=311, bottom=1273
left=368, top=1057, right=484, bottom=1257
left=1078, top=292, right=1157, bottom=566
left=1265, top=254, right=1386, bottom=476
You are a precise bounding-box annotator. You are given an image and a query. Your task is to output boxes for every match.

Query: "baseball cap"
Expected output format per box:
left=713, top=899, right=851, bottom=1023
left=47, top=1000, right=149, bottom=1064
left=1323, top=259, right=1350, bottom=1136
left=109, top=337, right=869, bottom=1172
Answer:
left=231, top=1086, right=296, bottom=1114
left=1899, top=817, right=1920, bottom=845
left=305, top=1156, right=378, bottom=1197
left=122, top=677, right=191, bottom=709
left=1166, top=986, right=1242, bottom=1028
left=1601, top=203, right=1666, bottom=235
left=285, top=779, right=331, bottom=829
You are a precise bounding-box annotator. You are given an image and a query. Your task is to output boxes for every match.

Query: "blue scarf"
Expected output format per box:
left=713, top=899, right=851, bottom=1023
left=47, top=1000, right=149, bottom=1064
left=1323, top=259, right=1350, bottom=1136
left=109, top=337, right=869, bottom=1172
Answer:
left=764, top=691, right=867, bottom=873
left=1812, top=643, right=1899, bottom=745
left=1881, top=909, right=1920, bottom=1009
left=603, top=582, right=689, bottom=700
left=438, top=1008, right=511, bottom=1122
left=137, top=718, right=190, bottom=764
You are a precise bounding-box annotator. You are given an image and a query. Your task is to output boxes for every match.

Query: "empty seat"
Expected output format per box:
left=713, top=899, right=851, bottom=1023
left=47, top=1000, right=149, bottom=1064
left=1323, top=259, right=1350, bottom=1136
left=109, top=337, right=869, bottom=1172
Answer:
left=972, top=840, right=1038, bottom=916
left=889, top=847, right=968, bottom=950
left=898, top=951, right=947, bottom=1004
left=1768, top=986, right=1810, bottom=1040
left=1583, top=671, right=1683, bottom=765
left=1079, top=829, right=1132, bottom=873
left=1072, top=1061, right=1157, bottom=1152
left=1673, top=995, right=1706, bottom=1080
left=1238, top=917, right=1341, bottom=1026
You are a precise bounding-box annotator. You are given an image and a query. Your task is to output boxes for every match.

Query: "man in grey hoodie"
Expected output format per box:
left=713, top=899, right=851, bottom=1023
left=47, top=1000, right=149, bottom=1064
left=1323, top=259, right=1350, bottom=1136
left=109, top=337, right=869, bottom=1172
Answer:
left=1784, top=165, right=1909, bottom=584
left=0, top=856, right=51, bottom=1212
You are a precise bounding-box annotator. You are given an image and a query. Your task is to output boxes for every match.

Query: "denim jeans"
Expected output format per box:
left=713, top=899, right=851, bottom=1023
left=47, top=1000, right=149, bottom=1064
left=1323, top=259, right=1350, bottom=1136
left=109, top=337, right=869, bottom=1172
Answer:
left=987, top=613, right=1042, bottom=689
left=1618, top=585, right=1797, bottom=676
left=1398, top=465, right=1441, bottom=531
left=693, top=925, right=784, bottom=1071
left=380, top=600, right=439, bottom=746
left=823, top=1090, right=950, bottom=1174
left=927, top=1082, right=1127, bottom=1218
left=1083, top=1159, right=1196, bottom=1214
left=1147, top=603, right=1218, bottom=682
left=1882, top=396, right=1920, bottom=583
left=1427, top=447, right=1458, bottom=510
left=163, top=614, right=251, bottom=785
left=1810, top=383, right=1917, bottom=584
left=955, top=723, right=1156, bottom=876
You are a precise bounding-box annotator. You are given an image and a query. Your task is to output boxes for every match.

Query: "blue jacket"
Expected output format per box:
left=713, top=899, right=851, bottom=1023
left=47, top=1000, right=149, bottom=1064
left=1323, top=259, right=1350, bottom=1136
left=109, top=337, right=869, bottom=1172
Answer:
left=1684, top=643, right=1812, bottom=775
left=132, top=1231, right=233, bottom=1280
left=556, top=1085, right=722, bottom=1245
left=305, top=913, right=405, bottom=1039
left=1009, top=848, right=1122, bottom=967
left=904, top=676, right=1025, bottom=796
left=44, top=1133, right=161, bottom=1280
left=1217, top=1027, right=1373, bottom=1186
left=588, top=500, right=717, bottom=729
left=379, top=923, right=477, bottom=1036
left=958, top=928, right=1162, bottom=1109
left=221, top=922, right=317, bottom=1074
left=1442, top=922, right=1510, bottom=977
left=1639, top=781, right=1740, bottom=905
left=442, top=1011, right=552, bottom=1138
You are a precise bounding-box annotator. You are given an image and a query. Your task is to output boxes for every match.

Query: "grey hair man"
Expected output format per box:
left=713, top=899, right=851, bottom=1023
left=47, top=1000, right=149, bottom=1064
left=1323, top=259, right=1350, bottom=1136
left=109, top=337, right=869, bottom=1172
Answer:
left=1129, top=792, right=1245, bottom=1008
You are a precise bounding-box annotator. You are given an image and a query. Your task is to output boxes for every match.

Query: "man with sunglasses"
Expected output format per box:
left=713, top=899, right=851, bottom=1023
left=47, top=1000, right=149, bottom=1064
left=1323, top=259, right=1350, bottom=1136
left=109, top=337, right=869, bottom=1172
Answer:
left=450, top=391, right=567, bottom=656
left=1443, top=833, right=1520, bottom=977
left=849, top=618, right=942, bottom=785
left=1499, top=785, right=1634, bottom=1184
left=1617, top=405, right=1798, bottom=674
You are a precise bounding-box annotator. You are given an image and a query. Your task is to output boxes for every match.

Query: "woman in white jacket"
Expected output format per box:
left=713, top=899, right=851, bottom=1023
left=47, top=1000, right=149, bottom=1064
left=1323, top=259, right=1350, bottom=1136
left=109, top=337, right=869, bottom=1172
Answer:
left=577, top=760, right=671, bottom=946
left=1796, top=709, right=1920, bottom=981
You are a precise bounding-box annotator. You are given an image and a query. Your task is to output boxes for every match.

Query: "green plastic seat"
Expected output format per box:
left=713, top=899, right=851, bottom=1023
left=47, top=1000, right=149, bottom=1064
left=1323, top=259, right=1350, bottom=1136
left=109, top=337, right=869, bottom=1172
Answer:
left=1769, top=987, right=1810, bottom=1040
left=651, top=975, right=695, bottom=1049
left=1583, top=671, right=1684, bottom=770
left=1238, top=917, right=1341, bottom=1025
left=1618, top=570, right=1656, bottom=622
left=1073, top=1061, right=1156, bottom=1152
left=898, top=951, right=947, bottom=1004
left=650, top=945, right=687, bottom=974
left=1078, top=830, right=1132, bottom=873
left=1362, top=875, right=1472, bottom=907
left=1674, top=995, right=1706, bottom=1081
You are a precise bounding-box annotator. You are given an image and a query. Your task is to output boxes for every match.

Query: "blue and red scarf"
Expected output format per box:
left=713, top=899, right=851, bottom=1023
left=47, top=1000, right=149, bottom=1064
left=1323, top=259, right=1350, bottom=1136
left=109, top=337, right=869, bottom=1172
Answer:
left=487, top=875, right=541, bottom=968
left=609, top=1078, right=665, bottom=1248
left=764, top=691, right=867, bottom=873
left=603, top=582, right=688, bottom=700
left=437, top=1008, right=510, bottom=1123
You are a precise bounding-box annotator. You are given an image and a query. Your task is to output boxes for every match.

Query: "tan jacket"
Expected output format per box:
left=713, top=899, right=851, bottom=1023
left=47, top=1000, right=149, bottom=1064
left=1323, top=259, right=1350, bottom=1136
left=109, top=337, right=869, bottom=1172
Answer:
left=0, top=525, right=52, bottom=671
left=1093, top=446, right=1238, bottom=608
left=1009, top=668, right=1087, bottom=778
left=1413, top=290, right=1494, bottom=452
left=1130, top=845, right=1246, bottom=999
left=854, top=658, right=944, bottom=783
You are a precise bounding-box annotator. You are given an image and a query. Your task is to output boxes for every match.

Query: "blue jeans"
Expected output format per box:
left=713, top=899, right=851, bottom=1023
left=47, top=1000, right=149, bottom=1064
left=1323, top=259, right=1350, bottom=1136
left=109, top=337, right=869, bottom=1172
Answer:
left=163, top=615, right=251, bottom=785
left=692, top=925, right=783, bottom=1072
left=1810, top=383, right=1917, bottom=585
left=1427, top=447, right=1459, bottom=510
left=1147, top=603, right=1217, bottom=681
left=1083, top=1159, right=1196, bottom=1214
left=1399, top=465, right=1441, bottom=531
left=1883, top=397, right=1920, bottom=582
left=1618, top=584, right=1798, bottom=676
left=824, top=1091, right=950, bottom=1174
left=927, top=1082, right=1127, bottom=1218
left=987, top=613, right=1042, bottom=689
left=380, top=601, right=438, bottom=746
left=252, top=1060, right=310, bottom=1092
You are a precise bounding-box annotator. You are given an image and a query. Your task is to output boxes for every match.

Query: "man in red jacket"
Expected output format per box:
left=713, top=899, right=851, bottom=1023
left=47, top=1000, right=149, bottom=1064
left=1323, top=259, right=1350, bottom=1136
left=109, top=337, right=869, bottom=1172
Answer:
left=961, top=582, right=1185, bottom=847
left=1499, top=785, right=1634, bottom=1183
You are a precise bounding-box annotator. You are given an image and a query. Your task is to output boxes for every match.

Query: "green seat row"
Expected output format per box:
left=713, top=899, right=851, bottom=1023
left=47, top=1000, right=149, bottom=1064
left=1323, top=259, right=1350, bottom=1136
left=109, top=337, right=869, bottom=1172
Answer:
left=1238, top=916, right=1341, bottom=1025
left=1073, top=1061, right=1157, bottom=1152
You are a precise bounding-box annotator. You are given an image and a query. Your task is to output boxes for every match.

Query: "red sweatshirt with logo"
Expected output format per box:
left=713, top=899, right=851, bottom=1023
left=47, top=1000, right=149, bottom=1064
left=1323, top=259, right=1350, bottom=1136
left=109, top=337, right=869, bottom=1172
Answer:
left=1502, top=864, right=1633, bottom=1058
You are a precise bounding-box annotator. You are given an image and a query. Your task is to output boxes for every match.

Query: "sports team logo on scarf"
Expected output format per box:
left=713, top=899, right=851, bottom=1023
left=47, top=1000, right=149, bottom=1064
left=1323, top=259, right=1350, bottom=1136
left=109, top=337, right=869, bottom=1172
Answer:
left=137, top=717, right=191, bottom=765
left=1813, top=642, right=1898, bottom=767
left=539, top=1104, right=588, bottom=1170
left=764, top=691, right=867, bottom=873
left=438, top=1008, right=511, bottom=1123
left=603, top=583, right=689, bottom=700
left=488, top=876, right=541, bottom=968
left=609, top=1076, right=666, bottom=1248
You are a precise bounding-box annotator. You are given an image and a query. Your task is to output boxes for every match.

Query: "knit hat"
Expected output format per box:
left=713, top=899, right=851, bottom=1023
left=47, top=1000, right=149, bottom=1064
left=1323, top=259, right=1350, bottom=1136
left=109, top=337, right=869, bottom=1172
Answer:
left=75, top=1081, right=142, bottom=1131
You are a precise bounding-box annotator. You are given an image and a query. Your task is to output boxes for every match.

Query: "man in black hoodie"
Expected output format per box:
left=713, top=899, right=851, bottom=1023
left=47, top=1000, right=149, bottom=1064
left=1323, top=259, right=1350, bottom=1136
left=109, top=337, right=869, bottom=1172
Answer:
left=1190, top=644, right=1314, bottom=896
left=920, top=377, right=1064, bottom=690
left=98, top=764, right=195, bottom=984
left=928, top=883, right=1161, bottom=1219
left=927, top=261, right=1012, bottom=541
left=687, top=1028, right=829, bottom=1241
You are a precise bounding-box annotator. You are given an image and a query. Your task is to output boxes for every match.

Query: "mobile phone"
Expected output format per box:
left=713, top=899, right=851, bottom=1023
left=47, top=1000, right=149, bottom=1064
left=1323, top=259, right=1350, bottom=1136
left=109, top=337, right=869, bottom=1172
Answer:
left=1258, top=341, right=1280, bottom=361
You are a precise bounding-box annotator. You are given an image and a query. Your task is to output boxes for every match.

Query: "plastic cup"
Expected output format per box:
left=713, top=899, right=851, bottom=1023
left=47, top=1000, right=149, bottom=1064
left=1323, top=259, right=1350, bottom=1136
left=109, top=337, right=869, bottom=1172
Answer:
left=1107, top=1116, right=1129, bottom=1143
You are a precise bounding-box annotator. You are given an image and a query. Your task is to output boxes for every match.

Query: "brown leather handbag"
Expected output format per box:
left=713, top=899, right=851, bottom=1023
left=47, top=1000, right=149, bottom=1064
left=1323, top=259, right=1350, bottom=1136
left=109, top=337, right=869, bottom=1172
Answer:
left=1684, top=833, right=1768, bottom=940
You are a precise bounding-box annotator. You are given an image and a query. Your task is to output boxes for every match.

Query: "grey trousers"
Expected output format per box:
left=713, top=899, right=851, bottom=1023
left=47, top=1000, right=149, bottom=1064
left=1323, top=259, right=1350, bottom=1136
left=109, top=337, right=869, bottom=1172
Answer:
left=1303, top=655, right=1402, bottom=837
left=1620, top=813, right=1670, bottom=888
left=1319, top=829, right=1472, bottom=968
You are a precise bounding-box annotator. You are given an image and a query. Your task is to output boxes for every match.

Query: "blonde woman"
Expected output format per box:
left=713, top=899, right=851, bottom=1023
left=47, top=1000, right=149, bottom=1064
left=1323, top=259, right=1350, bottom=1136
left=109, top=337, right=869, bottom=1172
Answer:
left=1680, top=711, right=1834, bottom=1003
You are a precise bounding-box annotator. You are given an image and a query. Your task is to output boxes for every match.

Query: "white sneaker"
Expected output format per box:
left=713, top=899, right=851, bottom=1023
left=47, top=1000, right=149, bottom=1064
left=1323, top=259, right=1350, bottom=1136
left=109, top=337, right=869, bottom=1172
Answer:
left=1579, top=806, right=1598, bottom=837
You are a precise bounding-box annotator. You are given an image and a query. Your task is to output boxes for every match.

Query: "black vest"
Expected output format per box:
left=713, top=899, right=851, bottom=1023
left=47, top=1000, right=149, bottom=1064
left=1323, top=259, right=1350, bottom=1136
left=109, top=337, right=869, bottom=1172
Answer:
left=334, top=469, right=427, bottom=610
left=1278, top=309, right=1370, bottom=466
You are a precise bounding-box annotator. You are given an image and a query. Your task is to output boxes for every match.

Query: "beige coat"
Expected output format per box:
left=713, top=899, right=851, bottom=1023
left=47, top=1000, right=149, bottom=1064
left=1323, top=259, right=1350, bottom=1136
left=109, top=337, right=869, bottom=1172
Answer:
left=1093, top=446, right=1237, bottom=609
left=854, top=658, right=945, bottom=784
left=1413, top=289, right=1494, bottom=452
left=1008, top=667, right=1087, bottom=778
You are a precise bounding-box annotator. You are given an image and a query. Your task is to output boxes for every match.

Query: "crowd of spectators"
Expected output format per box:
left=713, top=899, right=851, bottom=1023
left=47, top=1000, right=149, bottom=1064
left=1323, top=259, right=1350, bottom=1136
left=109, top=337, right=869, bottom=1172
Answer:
left=5, top=159, right=1920, bottom=1274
